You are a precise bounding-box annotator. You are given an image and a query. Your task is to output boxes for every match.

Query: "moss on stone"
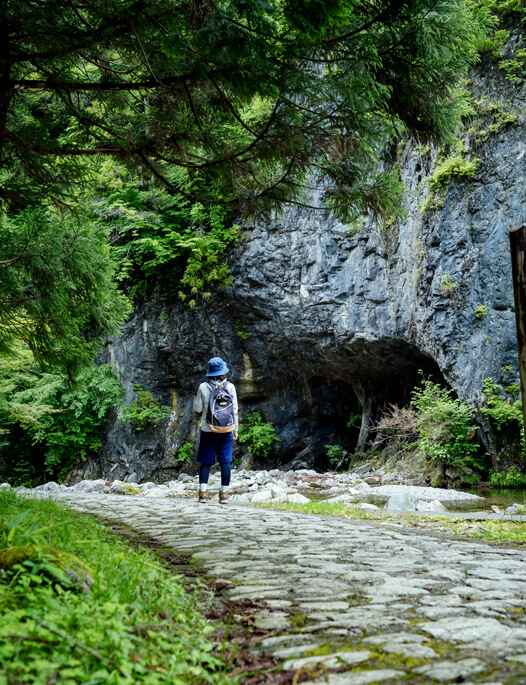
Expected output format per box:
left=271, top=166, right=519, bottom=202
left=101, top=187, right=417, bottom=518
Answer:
left=0, top=545, right=95, bottom=592
left=0, top=545, right=37, bottom=570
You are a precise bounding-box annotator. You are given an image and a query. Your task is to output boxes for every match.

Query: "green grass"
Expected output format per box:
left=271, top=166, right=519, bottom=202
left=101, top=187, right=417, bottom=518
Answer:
left=249, top=500, right=526, bottom=545
left=0, top=491, right=236, bottom=685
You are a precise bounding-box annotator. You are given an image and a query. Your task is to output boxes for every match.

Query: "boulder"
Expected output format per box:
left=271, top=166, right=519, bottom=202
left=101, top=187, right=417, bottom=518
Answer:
left=109, top=481, right=129, bottom=495
left=177, top=473, right=194, bottom=483
left=230, top=493, right=251, bottom=502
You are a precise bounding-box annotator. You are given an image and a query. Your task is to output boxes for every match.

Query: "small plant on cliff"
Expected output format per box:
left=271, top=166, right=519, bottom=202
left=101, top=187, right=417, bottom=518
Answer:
left=119, top=385, right=171, bottom=431
left=440, top=274, right=458, bottom=296
left=176, top=441, right=195, bottom=463
left=480, top=378, right=524, bottom=433
left=238, top=412, right=278, bottom=459
left=428, top=156, right=480, bottom=193
left=475, top=304, right=488, bottom=320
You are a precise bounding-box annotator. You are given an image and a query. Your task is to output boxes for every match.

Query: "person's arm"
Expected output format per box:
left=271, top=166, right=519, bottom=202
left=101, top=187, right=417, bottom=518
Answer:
left=195, top=384, right=204, bottom=413
left=231, top=384, right=239, bottom=439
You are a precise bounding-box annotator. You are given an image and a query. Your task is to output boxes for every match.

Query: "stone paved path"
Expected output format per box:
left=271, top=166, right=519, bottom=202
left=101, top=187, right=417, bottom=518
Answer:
left=50, top=493, right=526, bottom=684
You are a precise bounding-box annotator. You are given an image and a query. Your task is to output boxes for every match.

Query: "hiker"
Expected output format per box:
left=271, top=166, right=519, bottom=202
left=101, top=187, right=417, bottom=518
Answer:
left=194, top=357, right=238, bottom=504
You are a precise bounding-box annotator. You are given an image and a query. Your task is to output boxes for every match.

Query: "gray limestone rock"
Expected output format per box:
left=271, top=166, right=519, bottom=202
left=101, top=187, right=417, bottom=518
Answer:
left=414, top=658, right=487, bottom=682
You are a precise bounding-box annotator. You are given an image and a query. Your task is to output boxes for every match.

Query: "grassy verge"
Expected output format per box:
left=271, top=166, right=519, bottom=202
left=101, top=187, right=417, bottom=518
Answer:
left=0, top=491, right=235, bottom=685
left=249, top=500, right=526, bottom=545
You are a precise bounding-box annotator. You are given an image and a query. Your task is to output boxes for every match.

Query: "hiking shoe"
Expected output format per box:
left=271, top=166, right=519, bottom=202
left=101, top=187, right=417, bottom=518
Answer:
left=198, top=490, right=208, bottom=503
left=219, top=491, right=228, bottom=504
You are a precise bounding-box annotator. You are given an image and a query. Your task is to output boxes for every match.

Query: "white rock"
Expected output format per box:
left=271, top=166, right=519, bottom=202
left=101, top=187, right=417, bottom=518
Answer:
left=296, top=469, right=318, bottom=476
left=0, top=483, right=11, bottom=490
left=71, top=479, right=108, bottom=494
left=230, top=494, right=250, bottom=502
left=326, top=494, right=354, bottom=504
left=350, top=480, right=372, bottom=492
left=144, top=488, right=171, bottom=497
left=287, top=493, right=310, bottom=504
left=357, top=503, right=381, bottom=511
left=271, top=486, right=288, bottom=499
left=34, top=481, right=60, bottom=492
left=251, top=489, right=273, bottom=503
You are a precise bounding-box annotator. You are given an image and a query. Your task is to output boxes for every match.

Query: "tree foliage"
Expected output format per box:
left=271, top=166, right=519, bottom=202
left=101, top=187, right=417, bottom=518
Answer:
left=0, top=204, right=130, bottom=373
left=92, top=161, right=240, bottom=304
left=0, top=346, right=123, bottom=484
left=2, top=0, right=489, bottom=219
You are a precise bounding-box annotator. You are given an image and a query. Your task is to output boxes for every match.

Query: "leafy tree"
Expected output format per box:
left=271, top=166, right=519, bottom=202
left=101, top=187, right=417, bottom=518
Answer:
left=0, top=345, right=124, bottom=484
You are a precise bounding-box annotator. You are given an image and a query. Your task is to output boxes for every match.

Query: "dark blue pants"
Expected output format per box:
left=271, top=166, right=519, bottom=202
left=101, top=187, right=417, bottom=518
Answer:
left=199, top=463, right=231, bottom=487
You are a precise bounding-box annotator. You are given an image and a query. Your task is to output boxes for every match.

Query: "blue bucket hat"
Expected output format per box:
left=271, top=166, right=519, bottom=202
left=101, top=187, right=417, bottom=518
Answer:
left=206, top=357, right=229, bottom=377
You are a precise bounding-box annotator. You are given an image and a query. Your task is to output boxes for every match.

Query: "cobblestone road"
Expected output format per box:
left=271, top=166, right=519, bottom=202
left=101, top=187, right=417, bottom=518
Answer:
left=50, top=493, right=526, bottom=684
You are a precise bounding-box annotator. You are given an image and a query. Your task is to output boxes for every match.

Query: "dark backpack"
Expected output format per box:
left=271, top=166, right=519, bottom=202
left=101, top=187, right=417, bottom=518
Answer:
left=206, top=381, right=235, bottom=433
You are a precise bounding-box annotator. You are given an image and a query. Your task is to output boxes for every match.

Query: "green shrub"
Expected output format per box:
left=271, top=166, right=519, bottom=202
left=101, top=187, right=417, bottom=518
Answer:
left=480, top=378, right=523, bottom=432
left=378, top=376, right=482, bottom=472
left=176, top=441, right=195, bottom=463
left=411, top=377, right=482, bottom=470
left=325, top=444, right=345, bottom=468
left=0, top=348, right=124, bottom=484
left=489, top=466, right=526, bottom=488
left=238, top=412, right=278, bottom=459
left=119, top=384, right=172, bottom=430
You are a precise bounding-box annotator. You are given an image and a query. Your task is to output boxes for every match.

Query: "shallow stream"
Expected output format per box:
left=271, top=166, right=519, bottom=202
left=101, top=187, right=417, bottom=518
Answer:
left=306, top=487, right=526, bottom=513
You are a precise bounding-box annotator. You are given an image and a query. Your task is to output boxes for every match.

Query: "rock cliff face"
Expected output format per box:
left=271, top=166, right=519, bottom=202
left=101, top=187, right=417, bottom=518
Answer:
left=80, top=27, right=526, bottom=483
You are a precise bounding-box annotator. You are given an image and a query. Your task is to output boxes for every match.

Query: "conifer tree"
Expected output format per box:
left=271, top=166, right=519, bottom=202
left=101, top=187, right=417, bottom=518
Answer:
left=0, top=0, right=488, bottom=367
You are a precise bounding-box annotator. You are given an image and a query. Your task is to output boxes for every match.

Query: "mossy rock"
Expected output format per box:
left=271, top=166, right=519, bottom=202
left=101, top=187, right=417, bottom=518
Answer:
left=0, top=545, right=95, bottom=593
left=0, top=545, right=37, bottom=570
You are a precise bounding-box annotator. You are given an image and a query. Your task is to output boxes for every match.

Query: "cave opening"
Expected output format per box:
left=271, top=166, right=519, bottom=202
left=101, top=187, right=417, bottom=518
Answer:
left=267, top=340, right=450, bottom=470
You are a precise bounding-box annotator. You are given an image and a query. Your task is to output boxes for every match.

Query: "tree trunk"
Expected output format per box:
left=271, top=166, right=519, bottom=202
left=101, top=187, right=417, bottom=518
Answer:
left=509, top=224, right=526, bottom=434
